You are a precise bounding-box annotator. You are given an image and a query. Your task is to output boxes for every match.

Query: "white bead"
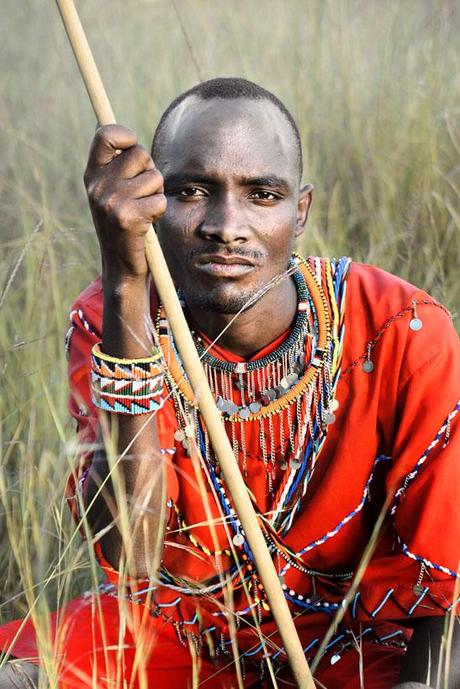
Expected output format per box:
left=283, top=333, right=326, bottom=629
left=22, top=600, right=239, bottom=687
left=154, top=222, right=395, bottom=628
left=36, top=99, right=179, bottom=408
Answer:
left=232, top=533, right=244, bottom=546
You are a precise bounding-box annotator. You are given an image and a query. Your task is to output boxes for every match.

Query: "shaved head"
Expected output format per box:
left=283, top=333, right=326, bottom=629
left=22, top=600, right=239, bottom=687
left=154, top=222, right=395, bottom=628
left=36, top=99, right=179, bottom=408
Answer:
left=152, top=77, right=303, bottom=181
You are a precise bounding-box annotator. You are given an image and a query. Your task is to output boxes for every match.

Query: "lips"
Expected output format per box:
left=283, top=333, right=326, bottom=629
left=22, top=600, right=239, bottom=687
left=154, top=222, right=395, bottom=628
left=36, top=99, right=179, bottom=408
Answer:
left=194, top=254, right=256, bottom=277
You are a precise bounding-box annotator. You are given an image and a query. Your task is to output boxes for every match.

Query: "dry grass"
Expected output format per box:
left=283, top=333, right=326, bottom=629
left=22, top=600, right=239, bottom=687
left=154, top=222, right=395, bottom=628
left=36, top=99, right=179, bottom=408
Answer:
left=0, top=0, right=459, bottom=686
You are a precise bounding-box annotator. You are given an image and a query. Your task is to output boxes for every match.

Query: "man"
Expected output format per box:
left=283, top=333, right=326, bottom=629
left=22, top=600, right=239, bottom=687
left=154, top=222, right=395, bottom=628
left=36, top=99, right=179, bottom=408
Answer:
left=0, top=78, right=458, bottom=689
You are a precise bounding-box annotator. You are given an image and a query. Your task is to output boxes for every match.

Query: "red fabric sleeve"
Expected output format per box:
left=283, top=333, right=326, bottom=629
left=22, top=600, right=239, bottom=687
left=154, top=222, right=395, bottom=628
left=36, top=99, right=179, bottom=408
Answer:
left=391, top=346, right=460, bottom=579
left=357, top=303, right=460, bottom=620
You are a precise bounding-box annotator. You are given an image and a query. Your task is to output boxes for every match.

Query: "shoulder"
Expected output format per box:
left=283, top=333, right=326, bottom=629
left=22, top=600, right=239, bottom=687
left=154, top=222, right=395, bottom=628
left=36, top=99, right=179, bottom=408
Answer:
left=347, top=261, right=426, bottom=316
left=339, top=260, right=457, bottom=385
left=344, top=260, right=453, bottom=330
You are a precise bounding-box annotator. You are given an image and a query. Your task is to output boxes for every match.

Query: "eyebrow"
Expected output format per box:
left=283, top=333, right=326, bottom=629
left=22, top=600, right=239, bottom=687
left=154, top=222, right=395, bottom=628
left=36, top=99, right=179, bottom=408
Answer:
left=239, top=175, right=291, bottom=191
left=163, top=172, right=214, bottom=188
left=163, top=172, right=291, bottom=191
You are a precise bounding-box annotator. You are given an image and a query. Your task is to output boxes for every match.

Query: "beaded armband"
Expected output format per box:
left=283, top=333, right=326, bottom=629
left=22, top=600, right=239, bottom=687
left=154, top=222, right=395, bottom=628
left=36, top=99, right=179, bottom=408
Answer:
left=91, top=343, right=165, bottom=415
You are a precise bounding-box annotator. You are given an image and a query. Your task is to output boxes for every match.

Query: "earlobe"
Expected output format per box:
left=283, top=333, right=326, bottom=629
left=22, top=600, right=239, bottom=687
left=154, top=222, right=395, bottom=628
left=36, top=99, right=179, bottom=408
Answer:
left=295, top=183, right=314, bottom=237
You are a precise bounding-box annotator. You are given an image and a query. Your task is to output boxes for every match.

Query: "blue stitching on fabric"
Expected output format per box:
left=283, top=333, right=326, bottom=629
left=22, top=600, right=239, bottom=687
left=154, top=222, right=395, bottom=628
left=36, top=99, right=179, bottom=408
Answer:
left=244, top=641, right=266, bottom=657
left=303, top=638, right=320, bottom=654
left=379, top=630, right=404, bottom=642
left=182, top=613, right=199, bottom=626
left=370, top=588, right=394, bottom=618
left=408, top=586, right=430, bottom=615
left=352, top=592, right=360, bottom=619
left=325, top=633, right=345, bottom=651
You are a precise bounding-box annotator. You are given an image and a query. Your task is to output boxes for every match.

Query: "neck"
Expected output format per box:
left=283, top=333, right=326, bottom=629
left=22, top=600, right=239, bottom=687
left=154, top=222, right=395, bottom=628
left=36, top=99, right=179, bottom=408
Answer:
left=185, top=275, right=298, bottom=358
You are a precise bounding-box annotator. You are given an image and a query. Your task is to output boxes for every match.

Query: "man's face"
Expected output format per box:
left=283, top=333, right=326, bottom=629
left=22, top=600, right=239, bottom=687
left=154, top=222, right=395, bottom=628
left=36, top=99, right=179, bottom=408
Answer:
left=154, top=96, right=310, bottom=315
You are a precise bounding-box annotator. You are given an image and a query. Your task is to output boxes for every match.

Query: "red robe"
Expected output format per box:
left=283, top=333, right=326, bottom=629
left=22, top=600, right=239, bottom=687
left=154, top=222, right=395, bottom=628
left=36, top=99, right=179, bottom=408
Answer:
left=0, top=259, right=458, bottom=689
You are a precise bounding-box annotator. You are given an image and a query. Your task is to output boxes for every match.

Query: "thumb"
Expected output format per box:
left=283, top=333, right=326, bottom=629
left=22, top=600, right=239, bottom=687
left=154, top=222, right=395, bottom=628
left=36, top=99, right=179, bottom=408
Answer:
left=88, top=124, right=138, bottom=168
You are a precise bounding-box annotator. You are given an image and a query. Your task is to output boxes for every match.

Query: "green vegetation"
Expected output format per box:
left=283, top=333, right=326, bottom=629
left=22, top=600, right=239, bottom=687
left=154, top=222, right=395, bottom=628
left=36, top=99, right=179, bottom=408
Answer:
left=0, top=0, right=458, bottom=685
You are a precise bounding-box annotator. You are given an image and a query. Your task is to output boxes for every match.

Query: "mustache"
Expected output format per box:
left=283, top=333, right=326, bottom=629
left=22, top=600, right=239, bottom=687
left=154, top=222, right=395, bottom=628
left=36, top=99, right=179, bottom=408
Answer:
left=187, top=247, right=265, bottom=262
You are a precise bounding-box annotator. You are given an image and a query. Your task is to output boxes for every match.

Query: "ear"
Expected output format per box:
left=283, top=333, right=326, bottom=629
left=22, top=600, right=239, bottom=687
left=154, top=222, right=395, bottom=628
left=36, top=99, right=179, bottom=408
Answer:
left=295, top=183, right=314, bottom=237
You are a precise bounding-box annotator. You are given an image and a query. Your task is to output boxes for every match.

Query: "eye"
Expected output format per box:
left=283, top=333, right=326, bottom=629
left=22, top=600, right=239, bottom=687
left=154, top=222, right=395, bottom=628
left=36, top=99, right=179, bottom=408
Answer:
left=174, top=187, right=207, bottom=198
left=249, top=190, right=281, bottom=202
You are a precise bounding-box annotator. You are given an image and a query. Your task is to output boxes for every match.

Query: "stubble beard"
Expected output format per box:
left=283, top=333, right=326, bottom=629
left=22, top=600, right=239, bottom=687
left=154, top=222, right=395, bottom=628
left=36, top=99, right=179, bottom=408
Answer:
left=183, top=282, right=260, bottom=315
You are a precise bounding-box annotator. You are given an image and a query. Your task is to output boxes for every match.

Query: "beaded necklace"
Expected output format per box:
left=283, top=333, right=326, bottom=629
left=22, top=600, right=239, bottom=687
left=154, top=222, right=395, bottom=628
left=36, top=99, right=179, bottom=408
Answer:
left=157, top=257, right=332, bottom=418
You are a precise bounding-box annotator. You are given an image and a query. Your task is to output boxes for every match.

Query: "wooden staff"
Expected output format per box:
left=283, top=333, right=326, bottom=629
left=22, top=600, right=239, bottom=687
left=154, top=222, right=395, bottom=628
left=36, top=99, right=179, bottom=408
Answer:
left=54, top=1, right=314, bottom=686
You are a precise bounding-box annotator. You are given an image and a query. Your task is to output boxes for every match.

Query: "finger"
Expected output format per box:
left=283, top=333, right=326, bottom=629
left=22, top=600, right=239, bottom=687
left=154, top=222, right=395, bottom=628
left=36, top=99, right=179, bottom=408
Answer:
left=88, top=124, right=138, bottom=168
left=126, top=169, right=164, bottom=200
left=108, top=144, right=155, bottom=180
left=134, top=194, right=168, bottom=224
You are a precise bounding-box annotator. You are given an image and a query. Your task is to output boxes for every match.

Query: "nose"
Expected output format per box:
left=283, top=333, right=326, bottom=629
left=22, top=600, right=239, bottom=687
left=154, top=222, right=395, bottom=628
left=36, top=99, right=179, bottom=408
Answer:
left=198, top=192, right=248, bottom=244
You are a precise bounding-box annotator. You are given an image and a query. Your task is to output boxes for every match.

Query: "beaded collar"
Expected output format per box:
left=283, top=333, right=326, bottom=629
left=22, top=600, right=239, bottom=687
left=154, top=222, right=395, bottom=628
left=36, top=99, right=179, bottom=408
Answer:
left=192, top=258, right=312, bottom=373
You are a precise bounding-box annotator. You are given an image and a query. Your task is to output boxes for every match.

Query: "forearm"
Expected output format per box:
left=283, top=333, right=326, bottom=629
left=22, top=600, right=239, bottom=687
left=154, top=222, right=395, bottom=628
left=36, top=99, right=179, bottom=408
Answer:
left=396, top=617, right=460, bottom=689
left=86, top=275, right=166, bottom=578
left=81, top=124, right=168, bottom=578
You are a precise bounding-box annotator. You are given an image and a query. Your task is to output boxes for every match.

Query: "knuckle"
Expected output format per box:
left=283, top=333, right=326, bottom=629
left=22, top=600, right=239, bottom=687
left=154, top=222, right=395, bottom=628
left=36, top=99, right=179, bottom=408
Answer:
left=118, top=211, right=135, bottom=232
left=85, top=177, right=104, bottom=202
left=146, top=194, right=167, bottom=221
left=136, top=145, right=153, bottom=167
left=107, top=198, right=132, bottom=231
left=103, top=193, right=120, bottom=219
left=155, top=193, right=167, bottom=215
left=153, top=168, right=164, bottom=187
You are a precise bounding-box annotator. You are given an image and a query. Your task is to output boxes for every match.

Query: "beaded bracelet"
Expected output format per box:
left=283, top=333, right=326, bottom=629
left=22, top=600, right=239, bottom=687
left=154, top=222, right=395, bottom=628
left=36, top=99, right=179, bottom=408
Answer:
left=91, top=343, right=165, bottom=415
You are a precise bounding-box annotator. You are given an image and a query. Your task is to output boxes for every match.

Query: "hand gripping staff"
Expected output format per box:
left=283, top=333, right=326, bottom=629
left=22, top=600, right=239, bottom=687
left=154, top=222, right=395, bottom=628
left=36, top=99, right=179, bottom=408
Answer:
left=54, top=2, right=315, bottom=686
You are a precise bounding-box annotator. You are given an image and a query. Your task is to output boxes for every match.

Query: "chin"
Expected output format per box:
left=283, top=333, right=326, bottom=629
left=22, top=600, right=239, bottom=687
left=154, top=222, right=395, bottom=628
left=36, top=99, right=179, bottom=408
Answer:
left=185, top=286, right=255, bottom=315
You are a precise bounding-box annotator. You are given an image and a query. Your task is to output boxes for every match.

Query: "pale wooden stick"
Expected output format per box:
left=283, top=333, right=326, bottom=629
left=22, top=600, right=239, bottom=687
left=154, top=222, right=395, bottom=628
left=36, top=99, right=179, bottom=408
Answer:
left=55, top=1, right=315, bottom=686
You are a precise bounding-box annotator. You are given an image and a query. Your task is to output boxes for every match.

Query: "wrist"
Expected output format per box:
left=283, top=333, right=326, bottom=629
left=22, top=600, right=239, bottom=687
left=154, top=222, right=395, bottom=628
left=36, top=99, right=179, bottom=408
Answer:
left=102, top=271, right=150, bottom=295
left=101, top=275, right=153, bottom=359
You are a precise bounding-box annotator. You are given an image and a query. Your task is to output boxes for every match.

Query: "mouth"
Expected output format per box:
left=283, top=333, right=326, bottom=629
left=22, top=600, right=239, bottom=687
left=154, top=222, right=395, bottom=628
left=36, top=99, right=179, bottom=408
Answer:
left=193, top=254, right=256, bottom=278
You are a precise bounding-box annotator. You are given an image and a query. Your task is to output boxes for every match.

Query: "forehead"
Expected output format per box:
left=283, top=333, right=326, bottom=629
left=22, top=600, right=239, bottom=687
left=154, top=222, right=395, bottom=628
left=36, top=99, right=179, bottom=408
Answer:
left=157, top=96, right=299, bottom=183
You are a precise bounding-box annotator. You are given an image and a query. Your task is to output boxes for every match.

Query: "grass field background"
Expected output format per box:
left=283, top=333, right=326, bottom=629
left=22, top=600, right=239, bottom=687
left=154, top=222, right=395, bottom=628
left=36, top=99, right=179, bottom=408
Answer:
left=0, top=0, right=459, bottom=681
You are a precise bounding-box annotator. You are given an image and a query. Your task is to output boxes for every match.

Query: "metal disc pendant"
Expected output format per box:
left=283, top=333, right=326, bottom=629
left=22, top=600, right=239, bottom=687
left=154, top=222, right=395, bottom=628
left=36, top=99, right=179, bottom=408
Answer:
left=286, top=372, right=299, bottom=385
left=331, top=398, right=340, bottom=411
left=291, top=459, right=302, bottom=469
left=238, top=407, right=251, bottom=420
left=174, top=430, right=185, bottom=441
left=324, top=412, right=336, bottom=425
left=225, top=401, right=239, bottom=416
left=362, top=360, right=374, bottom=373
left=233, top=532, right=245, bottom=546
left=409, top=317, right=423, bottom=331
